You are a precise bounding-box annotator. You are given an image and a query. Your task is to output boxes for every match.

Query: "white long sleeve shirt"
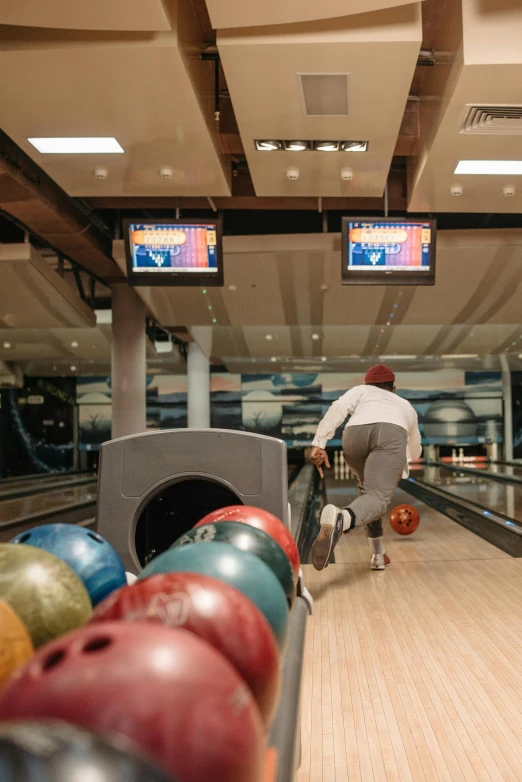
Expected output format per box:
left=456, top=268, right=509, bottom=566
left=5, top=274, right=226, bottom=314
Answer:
left=312, top=385, right=422, bottom=472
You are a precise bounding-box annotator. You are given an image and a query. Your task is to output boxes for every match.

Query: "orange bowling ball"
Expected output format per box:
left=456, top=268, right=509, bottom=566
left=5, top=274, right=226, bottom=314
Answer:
left=0, top=598, right=34, bottom=687
left=389, top=505, right=420, bottom=535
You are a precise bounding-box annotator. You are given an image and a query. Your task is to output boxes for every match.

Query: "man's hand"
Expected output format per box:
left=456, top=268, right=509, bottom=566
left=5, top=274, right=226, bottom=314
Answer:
left=310, top=446, right=330, bottom=478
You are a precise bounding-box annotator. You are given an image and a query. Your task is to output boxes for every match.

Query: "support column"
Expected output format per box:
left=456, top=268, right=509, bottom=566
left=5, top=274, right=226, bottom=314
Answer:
left=500, top=354, right=513, bottom=461
left=111, top=284, right=146, bottom=439
left=187, top=326, right=212, bottom=428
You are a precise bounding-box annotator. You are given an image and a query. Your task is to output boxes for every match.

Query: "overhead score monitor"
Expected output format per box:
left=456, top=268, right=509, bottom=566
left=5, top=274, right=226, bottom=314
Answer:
left=123, top=218, right=224, bottom=287
left=341, top=217, right=436, bottom=286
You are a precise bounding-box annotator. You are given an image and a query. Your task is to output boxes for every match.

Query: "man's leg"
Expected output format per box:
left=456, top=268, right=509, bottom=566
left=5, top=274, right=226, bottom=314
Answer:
left=346, top=424, right=406, bottom=527
left=311, top=427, right=370, bottom=571
left=366, top=518, right=391, bottom=570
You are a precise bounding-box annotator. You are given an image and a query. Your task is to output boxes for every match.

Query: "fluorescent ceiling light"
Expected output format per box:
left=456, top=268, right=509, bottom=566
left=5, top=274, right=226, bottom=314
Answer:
left=454, top=160, right=522, bottom=175
left=379, top=355, right=417, bottom=360
left=311, top=333, right=320, bottom=340
left=441, top=353, right=479, bottom=359
left=28, top=137, right=124, bottom=154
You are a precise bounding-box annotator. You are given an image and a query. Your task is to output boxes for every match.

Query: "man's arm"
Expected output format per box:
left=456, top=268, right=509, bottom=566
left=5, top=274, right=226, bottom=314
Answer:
left=408, top=411, right=422, bottom=460
left=311, top=387, right=361, bottom=449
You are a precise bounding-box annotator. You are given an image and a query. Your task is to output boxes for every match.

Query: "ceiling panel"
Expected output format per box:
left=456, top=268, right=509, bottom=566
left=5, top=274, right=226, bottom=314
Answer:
left=383, top=325, right=445, bottom=354
left=0, top=1, right=171, bottom=30
left=112, top=228, right=522, bottom=360
left=218, top=6, right=421, bottom=197
left=206, top=0, right=422, bottom=29
left=0, top=4, right=230, bottom=197
left=0, top=244, right=96, bottom=329
left=409, top=0, right=522, bottom=213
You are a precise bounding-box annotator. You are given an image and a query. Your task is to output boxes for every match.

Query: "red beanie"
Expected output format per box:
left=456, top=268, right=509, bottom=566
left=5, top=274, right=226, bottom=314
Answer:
left=365, top=364, right=395, bottom=384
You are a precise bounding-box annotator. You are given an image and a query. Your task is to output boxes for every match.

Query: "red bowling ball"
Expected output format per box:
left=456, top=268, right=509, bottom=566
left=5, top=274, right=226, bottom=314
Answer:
left=196, top=505, right=300, bottom=583
left=0, top=622, right=264, bottom=782
left=389, top=504, right=420, bottom=536
left=90, top=572, right=281, bottom=725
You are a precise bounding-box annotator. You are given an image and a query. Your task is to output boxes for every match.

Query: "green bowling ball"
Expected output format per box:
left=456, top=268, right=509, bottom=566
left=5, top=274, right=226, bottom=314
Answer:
left=172, top=522, right=296, bottom=607
left=0, top=543, right=92, bottom=649
left=139, top=541, right=289, bottom=650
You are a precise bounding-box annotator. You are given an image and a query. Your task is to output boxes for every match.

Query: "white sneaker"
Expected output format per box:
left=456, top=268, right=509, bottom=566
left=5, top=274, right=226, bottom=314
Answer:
left=311, top=504, right=348, bottom=570
left=370, top=553, right=391, bottom=571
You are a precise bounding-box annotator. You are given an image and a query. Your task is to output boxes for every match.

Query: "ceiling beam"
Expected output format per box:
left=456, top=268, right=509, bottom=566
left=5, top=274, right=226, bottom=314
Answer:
left=0, top=131, right=123, bottom=282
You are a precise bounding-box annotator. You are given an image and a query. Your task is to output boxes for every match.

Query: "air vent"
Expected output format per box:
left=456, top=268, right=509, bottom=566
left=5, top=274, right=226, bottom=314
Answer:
left=461, top=105, right=522, bottom=135
left=299, top=74, right=349, bottom=116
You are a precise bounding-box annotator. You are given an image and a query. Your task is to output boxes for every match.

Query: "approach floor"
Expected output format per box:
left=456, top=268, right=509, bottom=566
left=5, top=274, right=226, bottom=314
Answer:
left=297, top=480, right=522, bottom=782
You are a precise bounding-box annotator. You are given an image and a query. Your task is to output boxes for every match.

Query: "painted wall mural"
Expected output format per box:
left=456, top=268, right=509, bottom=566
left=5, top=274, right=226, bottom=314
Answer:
left=76, top=370, right=503, bottom=452
left=0, top=378, right=76, bottom=477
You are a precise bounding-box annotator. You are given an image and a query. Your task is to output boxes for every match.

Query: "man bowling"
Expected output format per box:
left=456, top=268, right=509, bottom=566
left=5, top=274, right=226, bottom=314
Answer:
left=309, top=364, right=422, bottom=571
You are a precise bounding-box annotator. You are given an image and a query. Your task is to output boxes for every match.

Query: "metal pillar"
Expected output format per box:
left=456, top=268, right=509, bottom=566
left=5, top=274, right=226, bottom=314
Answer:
left=111, top=284, right=146, bottom=439
left=187, top=333, right=211, bottom=428
left=500, top=354, right=513, bottom=461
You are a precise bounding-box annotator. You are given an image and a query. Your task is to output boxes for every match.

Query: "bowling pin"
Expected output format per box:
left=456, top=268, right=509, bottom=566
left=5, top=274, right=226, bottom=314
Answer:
left=334, top=451, right=340, bottom=480
left=458, top=447, right=464, bottom=464
left=451, top=448, right=457, bottom=463
left=340, top=455, right=346, bottom=480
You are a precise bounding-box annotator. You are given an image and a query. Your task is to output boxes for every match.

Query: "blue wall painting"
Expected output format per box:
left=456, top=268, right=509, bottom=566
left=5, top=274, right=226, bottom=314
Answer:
left=76, top=370, right=503, bottom=452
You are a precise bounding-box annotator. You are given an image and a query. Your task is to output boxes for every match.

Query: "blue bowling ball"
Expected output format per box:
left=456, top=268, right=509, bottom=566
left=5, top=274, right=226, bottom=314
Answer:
left=10, top=525, right=126, bottom=606
left=139, top=541, right=290, bottom=650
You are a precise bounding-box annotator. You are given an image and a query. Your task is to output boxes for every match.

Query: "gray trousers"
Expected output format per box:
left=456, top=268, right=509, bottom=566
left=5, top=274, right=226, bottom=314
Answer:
left=341, top=423, right=407, bottom=536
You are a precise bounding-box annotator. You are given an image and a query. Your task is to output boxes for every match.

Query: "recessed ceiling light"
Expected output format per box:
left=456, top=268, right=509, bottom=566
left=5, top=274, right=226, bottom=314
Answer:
left=227, top=284, right=237, bottom=292
left=314, top=141, right=339, bottom=152
left=28, top=137, right=124, bottom=154
left=70, top=365, right=77, bottom=372
left=71, top=341, right=79, bottom=348
left=265, top=334, right=273, bottom=341
left=271, top=356, right=277, bottom=362
left=454, top=160, right=522, bottom=175
left=284, top=141, right=309, bottom=152
left=380, top=355, right=417, bottom=360
left=255, top=140, right=283, bottom=152
left=441, top=353, right=479, bottom=359
left=321, top=356, right=327, bottom=362
left=341, top=141, right=368, bottom=152
left=3, top=342, right=11, bottom=349
left=311, top=333, right=320, bottom=340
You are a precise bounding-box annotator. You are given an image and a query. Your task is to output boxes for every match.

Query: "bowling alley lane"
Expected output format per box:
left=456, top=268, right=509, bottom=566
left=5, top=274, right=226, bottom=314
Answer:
left=414, top=465, right=522, bottom=522
left=0, top=471, right=96, bottom=500
left=297, top=482, right=522, bottom=782
left=0, top=482, right=97, bottom=541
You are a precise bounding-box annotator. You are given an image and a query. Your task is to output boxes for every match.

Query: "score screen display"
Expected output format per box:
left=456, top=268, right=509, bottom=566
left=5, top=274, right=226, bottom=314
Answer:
left=347, top=221, right=433, bottom=271
left=128, top=223, right=218, bottom=273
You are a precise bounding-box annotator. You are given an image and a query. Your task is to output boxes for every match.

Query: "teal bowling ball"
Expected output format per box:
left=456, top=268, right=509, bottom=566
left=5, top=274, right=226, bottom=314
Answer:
left=139, top=542, right=289, bottom=650
left=10, top=525, right=126, bottom=607
left=171, top=522, right=296, bottom=607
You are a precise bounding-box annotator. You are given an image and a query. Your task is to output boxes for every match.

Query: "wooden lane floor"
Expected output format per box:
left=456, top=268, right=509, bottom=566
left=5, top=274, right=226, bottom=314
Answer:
left=0, top=483, right=97, bottom=540
left=297, top=486, right=522, bottom=782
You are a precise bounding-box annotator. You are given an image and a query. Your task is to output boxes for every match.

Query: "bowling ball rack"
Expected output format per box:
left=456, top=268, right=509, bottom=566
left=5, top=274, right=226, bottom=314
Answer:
left=267, top=596, right=308, bottom=781
left=95, top=428, right=311, bottom=781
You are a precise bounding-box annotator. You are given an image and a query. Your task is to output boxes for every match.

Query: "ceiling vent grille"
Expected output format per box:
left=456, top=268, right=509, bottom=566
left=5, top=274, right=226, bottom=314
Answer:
left=461, top=105, right=522, bottom=135
left=299, top=74, right=349, bottom=116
